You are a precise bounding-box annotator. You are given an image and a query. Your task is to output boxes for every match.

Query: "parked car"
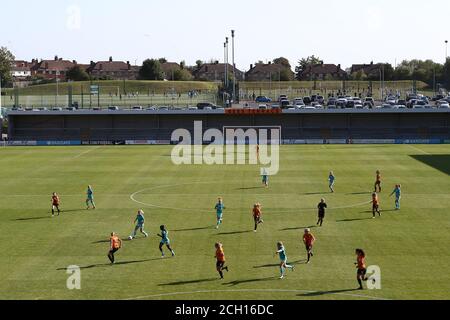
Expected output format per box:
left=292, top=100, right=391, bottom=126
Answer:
left=316, top=96, right=325, bottom=104
left=280, top=100, right=290, bottom=109
left=352, top=97, right=362, bottom=105
left=438, top=101, right=450, bottom=108
left=364, top=97, right=375, bottom=107
left=432, top=94, right=445, bottom=101
left=197, top=102, right=217, bottom=110
left=363, top=101, right=373, bottom=109
left=336, top=101, right=346, bottom=109
left=327, top=98, right=337, bottom=106
left=108, top=106, right=119, bottom=111
left=255, top=96, right=272, bottom=103
left=278, top=95, right=288, bottom=102
left=303, top=97, right=312, bottom=105
left=258, top=105, right=268, bottom=110
left=346, top=101, right=355, bottom=108
left=132, top=106, right=143, bottom=110
left=397, top=99, right=407, bottom=106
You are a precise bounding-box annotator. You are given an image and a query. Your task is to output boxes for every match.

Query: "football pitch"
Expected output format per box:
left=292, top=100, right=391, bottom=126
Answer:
left=0, top=145, right=449, bottom=300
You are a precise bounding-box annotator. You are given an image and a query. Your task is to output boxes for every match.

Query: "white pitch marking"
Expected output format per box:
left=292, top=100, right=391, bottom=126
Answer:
left=123, top=288, right=390, bottom=301
left=407, top=145, right=431, bottom=155
left=72, top=146, right=101, bottom=159
left=129, top=183, right=372, bottom=214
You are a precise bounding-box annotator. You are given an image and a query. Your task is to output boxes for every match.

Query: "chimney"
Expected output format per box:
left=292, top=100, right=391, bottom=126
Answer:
left=268, top=61, right=272, bottom=65
left=54, top=55, right=58, bottom=61
left=337, top=64, right=341, bottom=70
left=109, top=56, right=113, bottom=62
left=127, top=61, right=131, bottom=70
left=73, top=60, right=77, bottom=64
left=250, top=64, right=253, bottom=70
left=90, top=61, right=95, bottom=67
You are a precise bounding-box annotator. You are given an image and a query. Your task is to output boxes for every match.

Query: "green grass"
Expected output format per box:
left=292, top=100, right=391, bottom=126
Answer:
left=0, top=145, right=449, bottom=300
left=3, top=81, right=219, bottom=96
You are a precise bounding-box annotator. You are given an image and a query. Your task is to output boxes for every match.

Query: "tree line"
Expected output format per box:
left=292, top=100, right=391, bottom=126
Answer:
left=1, top=46, right=450, bottom=90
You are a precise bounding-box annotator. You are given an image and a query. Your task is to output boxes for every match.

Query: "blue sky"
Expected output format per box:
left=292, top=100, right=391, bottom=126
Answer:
left=1, top=0, right=449, bottom=70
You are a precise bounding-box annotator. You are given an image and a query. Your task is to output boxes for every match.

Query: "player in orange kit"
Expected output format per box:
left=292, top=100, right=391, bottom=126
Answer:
left=303, top=228, right=316, bottom=264
left=215, top=242, right=229, bottom=279
left=372, top=192, right=381, bottom=218
left=51, top=192, right=61, bottom=217
left=252, top=203, right=264, bottom=232
left=108, top=232, right=122, bottom=264
left=355, top=248, right=368, bottom=290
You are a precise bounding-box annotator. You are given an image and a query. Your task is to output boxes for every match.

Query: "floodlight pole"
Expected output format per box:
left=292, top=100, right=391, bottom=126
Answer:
left=446, top=40, right=448, bottom=61
left=0, top=75, right=2, bottom=111
left=231, top=30, right=236, bottom=105
left=225, top=37, right=229, bottom=89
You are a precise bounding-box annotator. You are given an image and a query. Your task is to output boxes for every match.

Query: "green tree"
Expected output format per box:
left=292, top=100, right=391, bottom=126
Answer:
left=295, top=55, right=322, bottom=80
left=66, top=65, right=90, bottom=81
left=139, top=59, right=164, bottom=80
left=440, top=58, right=450, bottom=88
left=173, top=68, right=193, bottom=81
left=0, top=46, right=15, bottom=87
left=158, top=57, right=167, bottom=64
left=195, top=60, right=203, bottom=69
left=352, top=70, right=368, bottom=81
left=273, top=57, right=291, bottom=69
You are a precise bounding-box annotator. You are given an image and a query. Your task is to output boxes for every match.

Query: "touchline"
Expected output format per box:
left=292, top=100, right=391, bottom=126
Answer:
left=171, top=121, right=281, bottom=175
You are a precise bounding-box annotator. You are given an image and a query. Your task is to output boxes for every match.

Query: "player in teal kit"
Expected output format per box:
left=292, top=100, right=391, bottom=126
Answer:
left=129, top=210, right=149, bottom=240
left=215, top=198, right=225, bottom=229
left=158, top=225, right=175, bottom=258
left=261, top=168, right=269, bottom=188
left=328, top=172, right=336, bottom=193
left=274, top=241, right=294, bottom=279
left=390, top=184, right=402, bottom=210
left=86, top=185, right=96, bottom=209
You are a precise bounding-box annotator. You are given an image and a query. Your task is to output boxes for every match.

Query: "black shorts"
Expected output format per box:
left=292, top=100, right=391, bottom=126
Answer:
left=318, top=212, right=325, bottom=218
left=254, top=216, right=261, bottom=223
left=109, top=248, right=119, bottom=255
left=357, top=268, right=367, bottom=277
left=305, top=244, right=313, bottom=251
left=216, top=261, right=225, bottom=270
left=373, top=204, right=379, bottom=210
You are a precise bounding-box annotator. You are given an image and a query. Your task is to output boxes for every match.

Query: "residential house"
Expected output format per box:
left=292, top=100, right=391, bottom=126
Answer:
left=10, top=60, right=32, bottom=80
left=87, top=57, right=138, bottom=80
left=245, top=62, right=294, bottom=81
left=160, top=62, right=181, bottom=80
left=298, top=63, right=347, bottom=80
left=193, top=62, right=244, bottom=82
left=31, top=56, right=76, bottom=80
left=350, top=62, right=383, bottom=79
